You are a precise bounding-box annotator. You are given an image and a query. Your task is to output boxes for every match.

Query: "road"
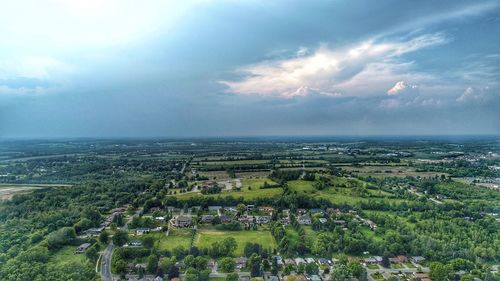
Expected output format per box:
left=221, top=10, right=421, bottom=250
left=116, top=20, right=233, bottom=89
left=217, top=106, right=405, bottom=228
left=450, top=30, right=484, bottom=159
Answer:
left=100, top=243, right=115, bottom=281
left=366, top=265, right=429, bottom=281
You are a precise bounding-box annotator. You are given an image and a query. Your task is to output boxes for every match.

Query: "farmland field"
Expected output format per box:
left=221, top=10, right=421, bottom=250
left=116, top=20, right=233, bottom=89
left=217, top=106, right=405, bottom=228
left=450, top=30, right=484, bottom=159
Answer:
left=341, top=165, right=448, bottom=178
left=194, top=229, right=277, bottom=256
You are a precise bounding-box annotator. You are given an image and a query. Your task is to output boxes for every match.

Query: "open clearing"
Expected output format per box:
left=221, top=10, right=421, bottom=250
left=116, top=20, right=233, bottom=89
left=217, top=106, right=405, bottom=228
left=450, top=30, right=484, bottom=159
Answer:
left=49, top=245, right=88, bottom=266
left=0, top=184, right=70, bottom=200
left=195, top=229, right=277, bottom=256
left=176, top=183, right=282, bottom=201
left=288, top=180, right=406, bottom=205
left=341, top=165, right=448, bottom=178
left=155, top=229, right=193, bottom=251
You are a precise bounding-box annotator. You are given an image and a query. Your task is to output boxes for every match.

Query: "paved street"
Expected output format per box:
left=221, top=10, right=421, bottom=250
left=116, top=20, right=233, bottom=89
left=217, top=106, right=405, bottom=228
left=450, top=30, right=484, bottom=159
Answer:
left=101, top=243, right=115, bottom=281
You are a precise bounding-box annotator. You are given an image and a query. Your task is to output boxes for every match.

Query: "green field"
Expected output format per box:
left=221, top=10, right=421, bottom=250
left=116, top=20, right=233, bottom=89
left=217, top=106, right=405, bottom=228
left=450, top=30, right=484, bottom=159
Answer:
left=241, top=177, right=279, bottom=189
left=341, top=165, right=448, bottom=178
left=156, top=228, right=193, bottom=251
left=48, top=245, right=88, bottom=266
left=288, top=180, right=405, bottom=205
left=194, top=229, right=277, bottom=256
left=176, top=179, right=282, bottom=201
left=197, top=159, right=270, bottom=166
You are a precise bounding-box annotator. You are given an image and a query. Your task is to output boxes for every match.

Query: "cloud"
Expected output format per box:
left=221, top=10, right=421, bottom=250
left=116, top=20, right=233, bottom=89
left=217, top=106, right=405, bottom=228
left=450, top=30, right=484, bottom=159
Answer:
left=456, top=86, right=493, bottom=103
left=0, top=56, right=73, bottom=95
left=220, top=33, right=446, bottom=98
left=387, top=80, right=418, bottom=95
left=379, top=98, right=401, bottom=109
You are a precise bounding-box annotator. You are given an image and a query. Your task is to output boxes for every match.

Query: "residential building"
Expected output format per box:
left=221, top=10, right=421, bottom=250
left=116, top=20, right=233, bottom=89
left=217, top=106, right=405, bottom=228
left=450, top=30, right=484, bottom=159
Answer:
left=411, top=256, right=426, bottom=264
left=201, top=215, right=214, bottom=223
left=305, top=257, right=315, bottom=264
left=136, top=227, right=150, bottom=235
left=294, top=258, right=306, bottom=265
left=171, top=215, right=192, bottom=227
left=75, top=243, right=91, bottom=254
left=256, top=216, right=271, bottom=224
left=208, top=206, right=222, bottom=212
left=297, top=215, right=312, bottom=225
left=129, top=240, right=142, bottom=247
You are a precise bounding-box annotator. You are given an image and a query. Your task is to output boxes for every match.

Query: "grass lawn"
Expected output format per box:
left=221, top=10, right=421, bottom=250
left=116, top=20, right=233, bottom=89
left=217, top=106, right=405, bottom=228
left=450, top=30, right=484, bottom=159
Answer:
left=156, top=228, right=193, bottom=251
left=195, top=229, right=277, bottom=256
left=288, top=180, right=406, bottom=205
left=49, top=245, right=88, bottom=266
left=371, top=272, right=384, bottom=281
left=366, top=264, right=380, bottom=269
left=241, top=177, right=279, bottom=189
left=206, top=159, right=270, bottom=165
left=176, top=184, right=282, bottom=201
left=391, top=263, right=404, bottom=269
left=404, top=262, right=417, bottom=268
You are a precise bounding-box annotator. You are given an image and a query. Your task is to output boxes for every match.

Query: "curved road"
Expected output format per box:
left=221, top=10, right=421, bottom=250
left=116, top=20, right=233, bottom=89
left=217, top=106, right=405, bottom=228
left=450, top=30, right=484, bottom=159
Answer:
left=101, top=243, right=114, bottom=281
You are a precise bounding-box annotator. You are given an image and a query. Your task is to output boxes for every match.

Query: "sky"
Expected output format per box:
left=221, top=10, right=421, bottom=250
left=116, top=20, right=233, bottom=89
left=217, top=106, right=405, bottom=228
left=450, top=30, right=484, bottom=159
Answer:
left=1, top=0, right=499, bottom=138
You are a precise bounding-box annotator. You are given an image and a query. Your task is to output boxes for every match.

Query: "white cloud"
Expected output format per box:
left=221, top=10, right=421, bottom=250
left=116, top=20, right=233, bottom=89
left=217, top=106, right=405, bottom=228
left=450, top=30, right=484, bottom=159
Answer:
left=220, top=33, right=446, bottom=98
left=456, top=86, right=491, bottom=103
left=387, top=80, right=418, bottom=95
left=379, top=98, right=401, bottom=109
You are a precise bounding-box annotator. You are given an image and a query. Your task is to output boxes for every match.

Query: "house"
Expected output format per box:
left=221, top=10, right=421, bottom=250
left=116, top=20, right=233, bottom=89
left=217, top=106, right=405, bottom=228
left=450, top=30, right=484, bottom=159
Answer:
left=297, top=215, right=312, bottom=225
left=317, top=258, right=332, bottom=266
left=373, top=256, right=383, bottom=263
left=268, top=276, right=279, bottom=281
left=297, top=208, right=307, bottom=215
left=310, top=208, right=323, bottom=214
left=258, top=206, right=274, bottom=213
left=155, top=216, right=166, bottom=222
left=171, top=215, right=192, bottom=227
left=136, top=227, right=150, bottom=235
left=389, top=255, right=407, bottom=263
left=166, top=206, right=179, bottom=212
left=208, top=206, right=222, bottom=212
left=294, top=258, right=306, bottom=265
left=256, top=216, right=271, bottom=224
left=363, top=257, right=378, bottom=265
left=207, top=260, right=216, bottom=270
left=246, top=204, right=255, bottom=211
left=333, top=220, right=346, bottom=225
left=305, top=257, right=316, bottom=264
left=411, top=256, right=426, bottom=264
left=364, top=220, right=377, bottom=230
left=75, top=243, right=91, bottom=254
left=129, top=240, right=142, bottom=247
left=319, top=218, right=328, bottom=224
left=219, top=215, right=233, bottom=223
left=396, top=255, right=408, bottom=263
left=225, top=206, right=238, bottom=213
left=174, top=261, right=185, bottom=269
left=272, top=256, right=284, bottom=266
left=154, top=276, right=163, bottom=281
left=310, top=275, right=322, bottom=281
left=235, top=257, right=248, bottom=269
left=201, top=215, right=214, bottom=223
left=84, top=226, right=105, bottom=236
left=284, top=258, right=296, bottom=266
left=238, top=215, right=251, bottom=223
left=280, top=217, right=290, bottom=225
